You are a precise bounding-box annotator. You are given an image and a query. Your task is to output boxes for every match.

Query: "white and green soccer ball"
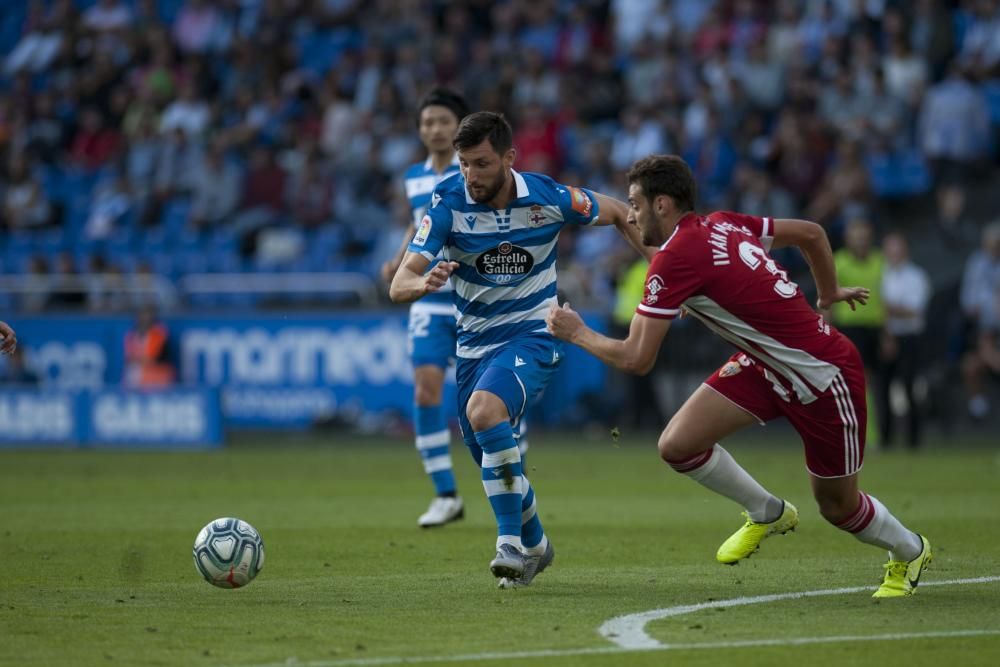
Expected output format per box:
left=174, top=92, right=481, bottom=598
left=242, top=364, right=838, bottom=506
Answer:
left=192, top=518, right=265, bottom=589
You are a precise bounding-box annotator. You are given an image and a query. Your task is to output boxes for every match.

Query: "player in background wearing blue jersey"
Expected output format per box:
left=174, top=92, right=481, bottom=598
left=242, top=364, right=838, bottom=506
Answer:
left=390, top=112, right=653, bottom=586
left=381, top=89, right=469, bottom=528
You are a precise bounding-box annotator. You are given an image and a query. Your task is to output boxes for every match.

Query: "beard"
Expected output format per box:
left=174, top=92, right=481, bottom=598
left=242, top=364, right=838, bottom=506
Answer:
left=466, top=170, right=506, bottom=204
left=640, top=219, right=664, bottom=246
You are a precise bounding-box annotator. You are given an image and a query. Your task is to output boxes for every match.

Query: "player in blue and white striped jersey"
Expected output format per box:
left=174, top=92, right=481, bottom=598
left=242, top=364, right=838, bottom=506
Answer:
left=390, top=112, right=654, bottom=586
left=381, top=89, right=468, bottom=528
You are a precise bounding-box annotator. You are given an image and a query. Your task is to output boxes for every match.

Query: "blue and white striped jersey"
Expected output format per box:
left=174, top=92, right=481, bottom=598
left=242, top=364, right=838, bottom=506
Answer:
left=408, top=169, right=600, bottom=359
left=403, top=156, right=461, bottom=308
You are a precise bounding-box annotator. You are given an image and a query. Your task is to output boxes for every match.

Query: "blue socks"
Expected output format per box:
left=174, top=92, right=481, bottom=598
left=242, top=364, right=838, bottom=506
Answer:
left=475, top=422, right=523, bottom=548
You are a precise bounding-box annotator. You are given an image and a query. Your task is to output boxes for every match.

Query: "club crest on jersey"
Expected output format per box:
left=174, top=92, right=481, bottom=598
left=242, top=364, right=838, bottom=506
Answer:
left=719, top=361, right=742, bottom=377
left=413, top=215, right=432, bottom=246
left=645, top=274, right=665, bottom=304
left=568, top=187, right=592, bottom=216
left=475, top=241, right=534, bottom=285
left=528, top=205, right=547, bottom=227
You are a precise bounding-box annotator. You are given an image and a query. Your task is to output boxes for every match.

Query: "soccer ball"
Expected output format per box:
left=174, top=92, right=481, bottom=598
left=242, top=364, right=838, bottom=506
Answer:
left=192, top=517, right=265, bottom=589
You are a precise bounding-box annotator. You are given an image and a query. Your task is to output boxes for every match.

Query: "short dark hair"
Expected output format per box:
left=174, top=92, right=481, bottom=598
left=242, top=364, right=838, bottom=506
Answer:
left=417, top=87, right=470, bottom=125
left=626, top=155, right=697, bottom=212
left=453, top=111, right=513, bottom=154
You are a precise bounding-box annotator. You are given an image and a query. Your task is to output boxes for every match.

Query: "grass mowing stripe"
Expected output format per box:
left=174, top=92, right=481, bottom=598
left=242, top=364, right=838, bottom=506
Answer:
left=600, top=575, right=1000, bottom=648
left=239, top=630, right=1000, bottom=667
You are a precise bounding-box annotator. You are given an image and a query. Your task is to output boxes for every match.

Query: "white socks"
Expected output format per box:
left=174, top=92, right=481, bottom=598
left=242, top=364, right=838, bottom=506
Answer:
left=669, top=444, right=784, bottom=523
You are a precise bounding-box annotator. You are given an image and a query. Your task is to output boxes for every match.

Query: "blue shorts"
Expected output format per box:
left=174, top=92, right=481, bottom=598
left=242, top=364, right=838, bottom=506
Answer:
left=456, top=334, right=563, bottom=447
left=408, top=305, right=457, bottom=369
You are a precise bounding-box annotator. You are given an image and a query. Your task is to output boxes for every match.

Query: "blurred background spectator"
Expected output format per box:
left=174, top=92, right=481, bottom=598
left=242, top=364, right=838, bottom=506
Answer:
left=879, top=231, right=931, bottom=449
left=122, top=304, right=174, bottom=387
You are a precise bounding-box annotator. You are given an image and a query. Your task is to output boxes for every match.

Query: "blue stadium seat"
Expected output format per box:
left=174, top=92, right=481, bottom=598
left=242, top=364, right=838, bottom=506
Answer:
left=160, top=197, right=192, bottom=233
left=174, top=250, right=209, bottom=275
left=866, top=149, right=931, bottom=198
left=141, top=253, right=174, bottom=278
left=206, top=249, right=242, bottom=273
left=36, top=228, right=68, bottom=254
left=0, top=5, right=26, bottom=56
left=140, top=227, right=169, bottom=253
left=61, top=168, right=99, bottom=200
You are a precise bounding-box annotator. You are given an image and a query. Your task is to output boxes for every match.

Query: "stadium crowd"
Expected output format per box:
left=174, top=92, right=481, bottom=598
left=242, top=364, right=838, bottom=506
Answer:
left=0, top=0, right=999, bottom=422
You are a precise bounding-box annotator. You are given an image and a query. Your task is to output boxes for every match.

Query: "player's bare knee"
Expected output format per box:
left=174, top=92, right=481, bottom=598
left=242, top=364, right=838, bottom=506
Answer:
left=414, top=381, right=442, bottom=407
left=657, top=423, right=706, bottom=464
left=657, top=430, right=691, bottom=464
left=656, top=432, right=675, bottom=462
left=466, top=391, right=508, bottom=432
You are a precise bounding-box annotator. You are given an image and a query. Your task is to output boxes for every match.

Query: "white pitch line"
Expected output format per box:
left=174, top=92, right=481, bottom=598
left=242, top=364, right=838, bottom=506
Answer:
left=245, top=630, right=1000, bottom=667
left=241, top=576, right=1000, bottom=667
left=599, top=575, right=1000, bottom=649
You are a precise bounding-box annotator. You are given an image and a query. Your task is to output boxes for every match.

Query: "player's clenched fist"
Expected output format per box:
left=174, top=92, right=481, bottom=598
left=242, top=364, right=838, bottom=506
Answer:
left=546, top=302, right=585, bottom=342
left=0, top=320, right=17, bottom=355
left=424, top=261, right=459, bottom=294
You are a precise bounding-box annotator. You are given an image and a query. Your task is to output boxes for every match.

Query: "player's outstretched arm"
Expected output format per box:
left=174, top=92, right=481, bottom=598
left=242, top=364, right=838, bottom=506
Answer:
left=0, top=320, right=16, bottom=355
left=591, top=192, right=658, bottom=262
left=772, top=218, right=869, bottom=311
left=546, top=302, right=670, bottom=375
left=381, top=223, right=416, bottom=284
left=389, top=252, right=455, bottom=304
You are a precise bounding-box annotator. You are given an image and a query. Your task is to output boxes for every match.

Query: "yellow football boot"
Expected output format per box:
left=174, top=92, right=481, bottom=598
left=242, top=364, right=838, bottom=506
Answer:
left=872, top=534, right=932, bottom=599
left=716, top=501, right=799, bottom=565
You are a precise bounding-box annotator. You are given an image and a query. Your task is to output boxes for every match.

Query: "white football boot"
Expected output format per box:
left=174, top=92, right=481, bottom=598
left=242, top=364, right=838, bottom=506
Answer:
left=417, top=496, right=464, bottom=528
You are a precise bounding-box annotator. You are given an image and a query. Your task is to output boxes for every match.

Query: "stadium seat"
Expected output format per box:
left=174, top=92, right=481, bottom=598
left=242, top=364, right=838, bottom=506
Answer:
left=866, top=150, right=931, bottom=198
left=160, top=198, right=193, bottom=234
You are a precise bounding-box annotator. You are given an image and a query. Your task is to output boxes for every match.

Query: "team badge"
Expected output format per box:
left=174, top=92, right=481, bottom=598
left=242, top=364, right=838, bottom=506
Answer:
left=413, top=215, right=432, bottom=246
left=719, top=361, right=742, bottom=377
left=528, top=205, right=547, bottom=227
left=568, top=187, right=592, bottom=216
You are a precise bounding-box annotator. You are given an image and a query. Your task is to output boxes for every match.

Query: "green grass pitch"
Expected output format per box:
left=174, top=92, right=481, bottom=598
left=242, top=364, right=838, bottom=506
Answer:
left=2, top=431, right=998, bottom=667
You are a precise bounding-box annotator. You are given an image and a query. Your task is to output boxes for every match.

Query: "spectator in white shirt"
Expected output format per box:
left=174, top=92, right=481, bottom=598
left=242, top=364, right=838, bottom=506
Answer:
left=159, top=81, right=210, bottom=138
left=878, top=232, right=931, bottom=448
left=960, top=222, right=1000, bottom=419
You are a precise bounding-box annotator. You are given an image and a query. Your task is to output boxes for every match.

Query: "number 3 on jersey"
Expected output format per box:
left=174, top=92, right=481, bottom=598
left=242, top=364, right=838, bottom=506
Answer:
left=738, top=241, right=798, bottom=298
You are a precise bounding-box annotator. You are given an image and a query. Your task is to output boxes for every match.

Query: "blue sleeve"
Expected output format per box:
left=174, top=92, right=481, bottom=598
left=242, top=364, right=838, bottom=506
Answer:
left=556, top=183, right=600, bottom=226
left=407, top=189, right=451, bottom=259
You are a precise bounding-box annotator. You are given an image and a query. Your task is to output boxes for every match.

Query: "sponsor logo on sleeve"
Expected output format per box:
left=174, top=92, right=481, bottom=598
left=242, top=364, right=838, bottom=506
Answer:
left=568, top=187, right=593, bottom=217
left=413, top=215, right=432, bottom=246
left=430, top=192, right=441, bottom=208
left=644, top=274, right=664, bottom=304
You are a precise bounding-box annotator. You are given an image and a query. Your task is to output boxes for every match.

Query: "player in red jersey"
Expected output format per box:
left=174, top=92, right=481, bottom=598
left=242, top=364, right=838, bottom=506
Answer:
left=546, top=155, right=931, bottom=598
